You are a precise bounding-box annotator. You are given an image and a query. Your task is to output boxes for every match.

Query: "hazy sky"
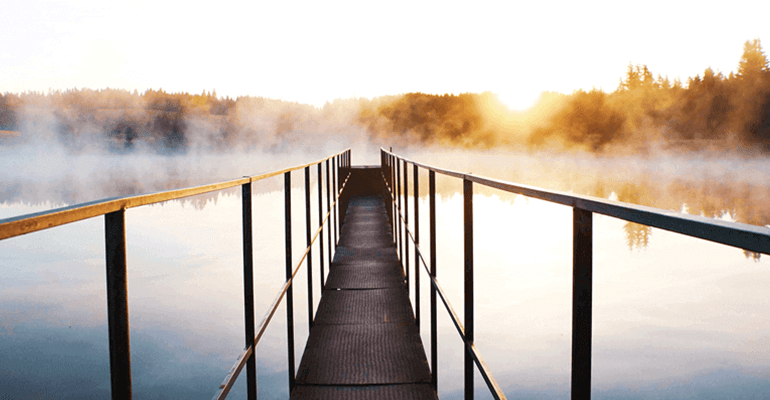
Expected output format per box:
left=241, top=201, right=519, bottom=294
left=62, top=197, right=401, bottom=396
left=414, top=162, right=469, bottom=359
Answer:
left=2, top=0, right=769, bottom=110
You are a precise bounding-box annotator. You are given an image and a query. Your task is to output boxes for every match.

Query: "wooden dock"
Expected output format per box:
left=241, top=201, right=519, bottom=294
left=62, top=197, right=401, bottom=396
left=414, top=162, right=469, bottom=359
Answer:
left=290, top=167, right=437, bottom=399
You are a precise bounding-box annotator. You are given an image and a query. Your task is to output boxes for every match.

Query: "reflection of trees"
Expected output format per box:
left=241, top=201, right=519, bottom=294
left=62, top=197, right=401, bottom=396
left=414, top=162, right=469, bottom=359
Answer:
left=744, top=250, right=761, bottom=262
left=623, top=222, right=651, bottom=250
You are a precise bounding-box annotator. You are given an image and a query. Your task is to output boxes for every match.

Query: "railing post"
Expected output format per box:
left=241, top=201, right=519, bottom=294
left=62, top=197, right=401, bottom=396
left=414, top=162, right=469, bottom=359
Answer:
left=404, top=161, right=410, bottom=292
left=326, top=160, right=332, bottom=266
left=383, top=151, right=393, bottom=244
left=464, top=178, right=474, bottom=400
left=572, top=208, right=593, bottom=400
left=284, top=172, right=296, bottom=391
left=391, top=155, right=396, bottom=245
left=333, top=157, right=337, bottom=248
left=414, top=165, right=420, bottom=330
left=241, top=183, right=257, bottom=400
left=105, top=209, right=132, bottom=400
left=305, top=167, right=314, bottom=330
left=318, top=163, right=325, bottom=292
left=397, top=159, right=403, bottom=266
left=429, top=170, right=437, bottom=391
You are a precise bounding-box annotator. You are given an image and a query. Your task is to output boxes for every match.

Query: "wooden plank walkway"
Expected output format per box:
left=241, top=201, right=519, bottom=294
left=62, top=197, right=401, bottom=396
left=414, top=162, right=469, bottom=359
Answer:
left=291, top=169, right=436, bottom=399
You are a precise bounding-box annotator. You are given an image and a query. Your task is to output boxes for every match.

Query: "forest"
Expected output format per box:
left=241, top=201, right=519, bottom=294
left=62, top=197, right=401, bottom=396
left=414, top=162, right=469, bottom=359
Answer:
left=1, top=40, right=769, bottom=156
left=360, top=39, right=770, bottom=154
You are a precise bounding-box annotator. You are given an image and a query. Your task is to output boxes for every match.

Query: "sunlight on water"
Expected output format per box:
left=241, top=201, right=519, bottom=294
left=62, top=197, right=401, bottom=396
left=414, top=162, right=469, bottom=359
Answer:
left=2, top=163, right=770, bottom=399
left=399, top=175, right=770, bottom=399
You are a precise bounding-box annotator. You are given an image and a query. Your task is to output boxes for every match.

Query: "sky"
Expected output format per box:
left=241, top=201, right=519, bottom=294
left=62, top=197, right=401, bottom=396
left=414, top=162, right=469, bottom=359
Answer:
left=2, top=0, right=770, bottom=110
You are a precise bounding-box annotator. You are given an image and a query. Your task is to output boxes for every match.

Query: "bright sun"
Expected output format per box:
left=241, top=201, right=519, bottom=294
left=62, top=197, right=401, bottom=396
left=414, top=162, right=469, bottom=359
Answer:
left=495, top=90, right=542, bottom=112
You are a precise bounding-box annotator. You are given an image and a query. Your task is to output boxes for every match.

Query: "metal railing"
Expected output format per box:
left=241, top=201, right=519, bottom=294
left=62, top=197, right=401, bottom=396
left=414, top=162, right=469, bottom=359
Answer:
left=0, top=149, right=352, bottom=400
left=380, top=148, right=770, bottom=400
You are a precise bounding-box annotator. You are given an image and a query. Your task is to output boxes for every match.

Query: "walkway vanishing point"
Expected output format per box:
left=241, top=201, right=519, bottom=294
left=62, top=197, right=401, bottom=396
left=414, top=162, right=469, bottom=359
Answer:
left=290, top=166, right=437, bottom=399
left=2, top=148, right=770, bottom=400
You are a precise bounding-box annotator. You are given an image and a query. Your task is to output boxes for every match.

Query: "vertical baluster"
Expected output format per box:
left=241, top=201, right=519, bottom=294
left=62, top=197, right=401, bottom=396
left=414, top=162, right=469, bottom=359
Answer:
left=463, top=178, right=474, bottom=400
left=284, top=172, right=296, bottom=391
left=333, top=157, right=337, bottom=248
left=413, top=165, right=420, bottom=330
left=572, top=208, right=593, bottom=400
left=241, top=183, right=257, bottom=400
left=391, top=155, right=396, bottom=245
left=105, top=210, right=132, bottom=400
left=318, top=163, right=325, bottom=292
left=383, top=151, right=392, bottom=244
left=305, top=167, right=314, bottom=329
left=326, top=160, right=331, bottom=267
left=429, top=170, right=438, bottom=391
left=397, top=159, right=402, bottom=266
left=404, top=161, right=409, bottom=293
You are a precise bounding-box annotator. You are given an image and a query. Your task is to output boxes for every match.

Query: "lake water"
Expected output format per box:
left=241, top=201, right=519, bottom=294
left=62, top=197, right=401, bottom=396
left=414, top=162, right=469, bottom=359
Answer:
left=2, top=149, right=770, bottom=399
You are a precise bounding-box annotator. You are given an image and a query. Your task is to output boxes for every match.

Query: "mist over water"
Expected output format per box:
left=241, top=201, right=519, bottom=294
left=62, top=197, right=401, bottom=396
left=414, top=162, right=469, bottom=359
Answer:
left=0, top=97, right=379, bottom=212
left=3, top=102, right=770, bottom=262
left=4, top=95, right=770, bottom=226
left=3, top=42, right=770, bottom=398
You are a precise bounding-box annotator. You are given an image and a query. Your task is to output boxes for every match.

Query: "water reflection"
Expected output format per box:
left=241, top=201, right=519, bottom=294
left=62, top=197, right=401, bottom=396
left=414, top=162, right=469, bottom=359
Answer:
left=393, top=149, right=770, bottom=259
left=0, top=179, right=324, bottom=399
left=623, top=222, right=651, bottom=250
left=3, top=151, right=770, bottom=399
left=396, top=170, right=770, bottom=399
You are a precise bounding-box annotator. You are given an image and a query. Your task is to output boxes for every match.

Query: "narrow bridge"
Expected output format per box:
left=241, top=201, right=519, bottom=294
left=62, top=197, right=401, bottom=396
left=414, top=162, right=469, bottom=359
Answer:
left=2, top=148, right=770, bottom=400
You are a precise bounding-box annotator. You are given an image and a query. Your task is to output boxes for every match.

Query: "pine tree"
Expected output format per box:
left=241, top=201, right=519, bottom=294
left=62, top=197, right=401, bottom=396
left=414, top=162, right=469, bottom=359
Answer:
left=737, top=39, right=769, bottom=80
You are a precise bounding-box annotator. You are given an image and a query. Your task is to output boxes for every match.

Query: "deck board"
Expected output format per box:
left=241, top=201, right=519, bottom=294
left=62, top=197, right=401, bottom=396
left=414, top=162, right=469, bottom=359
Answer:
left=291, top=194, right=437, bottom=399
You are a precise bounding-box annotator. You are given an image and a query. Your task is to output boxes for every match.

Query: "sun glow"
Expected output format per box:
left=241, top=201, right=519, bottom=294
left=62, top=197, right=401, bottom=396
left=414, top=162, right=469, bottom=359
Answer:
left=495, top=90, right=542, bottom=112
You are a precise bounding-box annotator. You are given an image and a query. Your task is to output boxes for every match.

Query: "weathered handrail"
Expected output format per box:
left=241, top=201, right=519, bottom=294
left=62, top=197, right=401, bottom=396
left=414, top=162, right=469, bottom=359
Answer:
left=381, top=147, right=770, bottom=400
left=0, top=149, right=352, bottom=400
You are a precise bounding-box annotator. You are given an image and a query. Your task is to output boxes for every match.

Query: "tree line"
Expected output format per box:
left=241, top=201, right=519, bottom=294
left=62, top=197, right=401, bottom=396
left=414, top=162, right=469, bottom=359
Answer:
left=2, top=39, right=769, bottom=155
left=357, top=39, right=770, bottom=155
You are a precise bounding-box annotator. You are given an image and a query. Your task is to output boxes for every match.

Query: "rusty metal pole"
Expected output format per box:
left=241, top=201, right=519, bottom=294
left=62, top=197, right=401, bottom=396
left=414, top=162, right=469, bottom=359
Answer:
left=305, top=167, right=314, bottom=330
left=463, top=178, right=474, bottom=400
left=104, top=209, right=132, bottom=400
left=572, top=208, right=593, bottom=400
left=318, top=163, right=325, bottom=292
left=241, top=183, right=257, bottom=400
left=413, top=164, right=420, bottom=330
left=284, top=172, right=296, bottom=391
left=429, top=170, right=437, bottom=391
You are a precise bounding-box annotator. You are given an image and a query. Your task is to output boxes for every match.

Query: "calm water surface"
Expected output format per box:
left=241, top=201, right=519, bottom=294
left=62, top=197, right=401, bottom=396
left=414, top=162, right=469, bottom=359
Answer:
left=2, top=154, right=770, bottom=399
